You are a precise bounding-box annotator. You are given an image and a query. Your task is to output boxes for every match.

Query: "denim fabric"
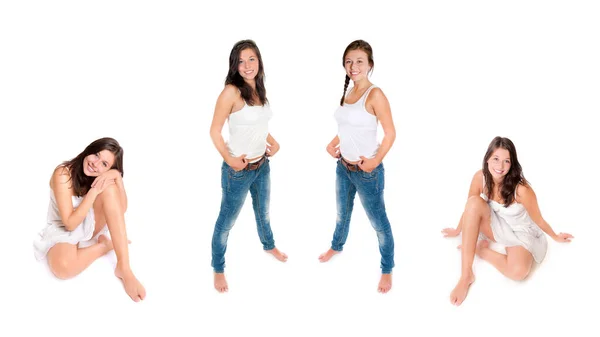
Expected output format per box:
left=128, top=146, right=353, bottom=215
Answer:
left=330, top=160, right=395, bottom=273
left=211, top=159, right=275, bottom=273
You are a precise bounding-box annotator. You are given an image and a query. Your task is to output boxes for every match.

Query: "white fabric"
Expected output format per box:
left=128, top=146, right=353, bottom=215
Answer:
left=33, top=189, right=97, bottom=260
left=227, top=103, right=272, bottom=162
left=479, top=181, right=548, bottom=263
left=334, top=85, right=379, bottom=162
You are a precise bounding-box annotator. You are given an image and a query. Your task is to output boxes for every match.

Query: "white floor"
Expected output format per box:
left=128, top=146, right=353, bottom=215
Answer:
left=2, top=1, right=599, bottom=336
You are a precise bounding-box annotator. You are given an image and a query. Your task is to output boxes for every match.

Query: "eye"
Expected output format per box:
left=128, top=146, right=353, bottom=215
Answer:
left=493, top=157, right=498, bottom=161
left=358, top=60, right=363, bottom=63
left=505, top=160, right=511, bottom=164
left=103, top=162, right=108, bottom=168
left=345, top=60, right=351, bottom=64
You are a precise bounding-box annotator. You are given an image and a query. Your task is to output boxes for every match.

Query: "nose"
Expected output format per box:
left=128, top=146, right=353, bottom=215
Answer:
left=244, top=61, right=250, bottom=69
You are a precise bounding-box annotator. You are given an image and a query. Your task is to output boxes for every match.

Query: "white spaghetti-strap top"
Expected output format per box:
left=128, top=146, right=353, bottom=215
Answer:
left=334, top=85, right=379, bottom=162
left=227, top=102, right=273, bottom=162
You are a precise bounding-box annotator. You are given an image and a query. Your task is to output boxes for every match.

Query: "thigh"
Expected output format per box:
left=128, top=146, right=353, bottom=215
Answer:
left=47, top=242, right=78, bottom=266
left=506, top=245, right=533, bottom=267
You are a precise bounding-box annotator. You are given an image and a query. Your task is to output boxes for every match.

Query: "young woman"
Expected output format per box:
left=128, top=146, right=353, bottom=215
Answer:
left=318, top=40, right=397, bottom=293
left=442, top=136, right=574, bottom=306
left=33, top=137, right=146, bottom=302
left=209, top=39, right=287, bottom=293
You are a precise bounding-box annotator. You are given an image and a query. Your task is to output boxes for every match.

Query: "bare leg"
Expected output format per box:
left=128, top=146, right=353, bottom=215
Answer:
left=95, top=184, right=146, bottom=302
left=450, top=196, right=494, bottom=306
left=477, top=242, right=533, bottom=281
left=47, top=236, right=114, bottom=280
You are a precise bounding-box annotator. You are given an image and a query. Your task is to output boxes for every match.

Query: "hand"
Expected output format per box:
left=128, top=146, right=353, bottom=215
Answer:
left=357, top=156, right=380, bottom=173
left=227, top=154, right=248, bottom=172
left=326, top=143, right=340, bottom=159
left=92, top=169, right=121, bottom=189
left=266, top=142, right=280, bottom=157
left=90, top=177, right=116, bottom=196
left=441, top=227, right=461, bottom=237
left=552, top=232, right=574, bottom=243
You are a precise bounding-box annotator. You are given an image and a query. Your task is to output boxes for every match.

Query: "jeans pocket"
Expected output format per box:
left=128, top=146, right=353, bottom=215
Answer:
left=229, top=167, right=247, bottom=180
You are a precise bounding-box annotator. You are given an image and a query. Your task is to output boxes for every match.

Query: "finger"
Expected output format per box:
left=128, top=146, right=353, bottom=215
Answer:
left=360, top=156, right=367, bottom=160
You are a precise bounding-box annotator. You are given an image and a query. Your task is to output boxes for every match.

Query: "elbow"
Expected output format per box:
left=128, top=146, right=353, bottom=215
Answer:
left=63, top=221, right=77, bottom=232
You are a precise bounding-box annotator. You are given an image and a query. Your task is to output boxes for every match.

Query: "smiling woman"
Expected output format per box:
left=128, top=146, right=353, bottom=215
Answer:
left=442, top=136, right=575, bottom=306
left=32, top=137, right=146, bottom=302
left=208, top=39, right=288, bottom=293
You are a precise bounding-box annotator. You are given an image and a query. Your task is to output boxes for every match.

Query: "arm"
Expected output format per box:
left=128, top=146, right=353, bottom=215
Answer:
left=209, top=85, right=247, bottom=170
left=266, top=133, right=280, bottom=157
left=358, top=88, right=396, bottom=172
left=326, top=135, right=340, bottom=158
left=442, top=170, right=483, bottom=237
left=52, top=167, right=100, bottom=231
left=518, top=184, right=574, bottom=242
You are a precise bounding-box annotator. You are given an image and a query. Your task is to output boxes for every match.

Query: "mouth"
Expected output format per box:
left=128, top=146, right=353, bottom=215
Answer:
left=493, top=169, right=504, bottom=175
left=350, top=71, right=360, bottom=76
left=244, top=70, right=254, bottom=75
left=87, top=163, right=96, bottom=173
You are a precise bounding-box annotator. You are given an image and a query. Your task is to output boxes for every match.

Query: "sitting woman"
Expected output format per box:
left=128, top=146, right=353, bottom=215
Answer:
left=442, top=136, right=573, bottom=306
left=33, top=137, right=146, bottom=302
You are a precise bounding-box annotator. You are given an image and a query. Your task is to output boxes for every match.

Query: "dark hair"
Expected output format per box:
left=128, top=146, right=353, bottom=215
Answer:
left=482, top=136, right=528, bottom=206
left=340, top=40, right=375, bottom=106
left=60, top=137, right=124, bottom=197
left=225, top=39, right=268, bottom=106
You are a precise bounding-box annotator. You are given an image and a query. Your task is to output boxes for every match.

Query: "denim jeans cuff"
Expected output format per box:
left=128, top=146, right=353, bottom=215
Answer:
left=213, top=267, right=225, bottom=273
left=263, top=243, right=276, bottom=251
left=381, top=269, right=392, bottom=274
left=330, top=245, right=344, bottom=252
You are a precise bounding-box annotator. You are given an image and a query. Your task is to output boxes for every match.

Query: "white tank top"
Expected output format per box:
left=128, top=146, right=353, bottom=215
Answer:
left=227, top=102, right=272, bottom=162
left=334, top=85, right=379, bottom=161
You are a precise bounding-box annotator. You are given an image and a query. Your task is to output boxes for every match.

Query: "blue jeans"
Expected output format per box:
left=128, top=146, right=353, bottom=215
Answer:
left=211, top=159, right=276, bottom=273
left=331, top=159, right=395, bottom=274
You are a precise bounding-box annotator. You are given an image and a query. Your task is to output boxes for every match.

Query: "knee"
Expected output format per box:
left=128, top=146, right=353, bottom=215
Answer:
left=49, top=258, right=73, bottom=280
left=465, top=195, right=486, bottom=214
left=98, top=183, right=119, bottom=200
left=507, top=264, right=530, bottom=281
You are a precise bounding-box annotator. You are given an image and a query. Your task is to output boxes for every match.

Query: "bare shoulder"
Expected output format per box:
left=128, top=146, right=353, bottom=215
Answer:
left=367, top=87, right=387, bottom=102
left=473, top=169, right=483, bottom=182
left=220, top=84, right=241, bottom=101
left=51, top=165, right=71, bottom=189
left=516, top=182, right=535, bottom=202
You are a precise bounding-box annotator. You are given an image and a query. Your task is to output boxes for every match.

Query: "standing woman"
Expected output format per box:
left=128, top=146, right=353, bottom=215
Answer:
left=33, top=137, right=146, bottom=302
left=209, top=39, right=287, bottom=293
left=318, top=40, right=397, bottom=293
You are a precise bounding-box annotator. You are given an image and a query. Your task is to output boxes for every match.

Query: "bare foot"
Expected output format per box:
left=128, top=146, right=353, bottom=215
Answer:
left=318, top=248, right=340, bottom=262
left=97, top=235, right=114, bottom=253
left=266, top=247, right=288, bottom=262
left=378, top=274, right=392, bottom=293
left=449, top=270, right=475, bottom=306
left=214, top=273, right=228, bottom=293
left=476, top=240, right=490, bottom=256
left=114, top=267, right=146, bottom=302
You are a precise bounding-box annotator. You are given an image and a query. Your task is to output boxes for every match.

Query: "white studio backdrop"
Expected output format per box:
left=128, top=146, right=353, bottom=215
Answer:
left=1, top=1, right=599, bottom=336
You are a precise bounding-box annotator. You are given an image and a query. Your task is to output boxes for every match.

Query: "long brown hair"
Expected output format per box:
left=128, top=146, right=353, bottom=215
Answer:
left=225, top=39, right=268, bottom=106
left=482, top=136, right=528, bottom=206
left=339, top=40, right=374, bottom=106
left=60, top=137, right=124, bottom=197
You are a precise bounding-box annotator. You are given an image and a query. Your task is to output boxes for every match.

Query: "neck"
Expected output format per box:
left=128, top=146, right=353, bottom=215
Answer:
left=352, top=78, right=372, bottom=91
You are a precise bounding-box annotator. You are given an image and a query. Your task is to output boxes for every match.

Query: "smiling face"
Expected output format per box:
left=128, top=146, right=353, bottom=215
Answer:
left=237, top=48, right=259, bottom=83
left=344, top=49, right=372, bottom=82
left=487, top=147, right=511, bottom=180
left=82, top=149, right=115, bottom=177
